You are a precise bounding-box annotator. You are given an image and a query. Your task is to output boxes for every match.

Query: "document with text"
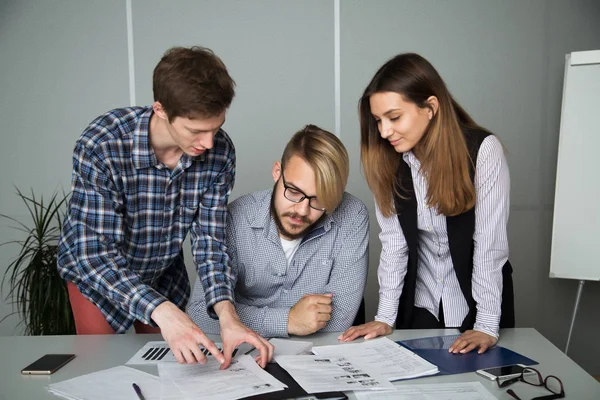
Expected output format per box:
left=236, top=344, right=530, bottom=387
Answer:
left=353, top=381, right=497, bottom=400
left=312, top=337, right=439, bottom=381
left=158, top=355, right=286, bottom=400
left=275, top=355, right=396, bottom=394
left=48, top=366, right=163, bottom=400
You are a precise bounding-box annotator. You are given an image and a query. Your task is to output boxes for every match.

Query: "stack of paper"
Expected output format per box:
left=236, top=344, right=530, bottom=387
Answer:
left=275, top=355, right=396, bottom=394
left=312, top=337, right=439, bottom=381
left=48, top=357, right=287, bottom=400
left=47, top=338, right=445, bottom=400
left=48, top=366, right=164, bottom=400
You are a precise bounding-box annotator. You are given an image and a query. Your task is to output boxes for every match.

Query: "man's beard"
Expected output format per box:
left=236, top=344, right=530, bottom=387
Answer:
left=270, top=181, right=326, bottom=240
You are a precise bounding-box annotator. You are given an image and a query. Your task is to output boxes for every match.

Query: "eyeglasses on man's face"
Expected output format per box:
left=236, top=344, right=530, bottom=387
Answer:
left=497, top=367, right=565, bottom=400
left=280, top=172, right=326, bottom=212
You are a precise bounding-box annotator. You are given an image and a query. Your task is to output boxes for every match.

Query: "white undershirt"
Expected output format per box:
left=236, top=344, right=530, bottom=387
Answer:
left=280, top=237, right=302, bottom=266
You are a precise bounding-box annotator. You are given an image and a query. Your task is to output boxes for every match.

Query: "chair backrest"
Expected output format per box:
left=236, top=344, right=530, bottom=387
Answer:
left=352, top=298, right=366, bottom=326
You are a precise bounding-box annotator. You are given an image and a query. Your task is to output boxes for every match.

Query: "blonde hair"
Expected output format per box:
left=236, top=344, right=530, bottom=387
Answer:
left=360, top=53, right=484, bottom=217
left=281, top=125, right=349, bottom=212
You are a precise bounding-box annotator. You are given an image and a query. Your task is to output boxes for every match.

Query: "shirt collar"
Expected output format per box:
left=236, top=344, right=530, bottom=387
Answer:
left=133, top=107, right=159, bottom=169
left=403, top=150, right=421, bottom=170
left=132, top=107, right=206, bottom=170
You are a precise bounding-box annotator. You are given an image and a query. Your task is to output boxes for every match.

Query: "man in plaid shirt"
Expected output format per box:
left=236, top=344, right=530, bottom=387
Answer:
left=57, top=46, right=272, bottom=367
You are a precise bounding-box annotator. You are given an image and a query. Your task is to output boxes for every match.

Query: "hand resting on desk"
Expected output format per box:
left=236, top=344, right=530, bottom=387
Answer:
left=448, top=330, right=497, bottom=354
left=337, top=320, right=393, bottom=342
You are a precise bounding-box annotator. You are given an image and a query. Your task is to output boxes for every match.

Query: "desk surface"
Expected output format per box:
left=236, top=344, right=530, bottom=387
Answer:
left=0, top=328, right=598, bottom=400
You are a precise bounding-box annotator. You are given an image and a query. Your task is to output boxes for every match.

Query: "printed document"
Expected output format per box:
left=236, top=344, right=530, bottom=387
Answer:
left=353, top=381, right=498, bottom=400
left=275, top=355, right=396, bottom=394
left=158, top=354, right=286, bottom=400
left=312, top=337, right=438, bottom=381
left=48, top=365, right=163, bottom=400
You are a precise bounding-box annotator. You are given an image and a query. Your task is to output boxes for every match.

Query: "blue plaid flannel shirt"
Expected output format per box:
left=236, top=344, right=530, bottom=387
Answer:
left=57, top=106, right=235, bottom=333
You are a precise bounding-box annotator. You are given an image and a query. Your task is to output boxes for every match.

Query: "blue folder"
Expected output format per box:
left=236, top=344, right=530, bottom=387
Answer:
left=398, top=334, right=538, bottom=375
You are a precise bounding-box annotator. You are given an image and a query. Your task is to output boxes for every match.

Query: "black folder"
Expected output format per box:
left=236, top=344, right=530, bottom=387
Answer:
left=241, top=362, right=347, bottom=400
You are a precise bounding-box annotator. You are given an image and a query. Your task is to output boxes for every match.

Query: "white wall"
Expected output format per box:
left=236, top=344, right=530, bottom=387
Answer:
left=1, top=0, right=599, bottom=375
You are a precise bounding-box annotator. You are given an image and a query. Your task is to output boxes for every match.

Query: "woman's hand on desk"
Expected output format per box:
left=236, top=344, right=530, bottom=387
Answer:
left=448, top=330, right=497, bottom=354
left=337, top=321, right=393, bottom=342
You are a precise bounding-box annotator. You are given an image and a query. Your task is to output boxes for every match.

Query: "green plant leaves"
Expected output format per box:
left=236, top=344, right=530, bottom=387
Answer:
left=0, top=188, right=75, bottom=335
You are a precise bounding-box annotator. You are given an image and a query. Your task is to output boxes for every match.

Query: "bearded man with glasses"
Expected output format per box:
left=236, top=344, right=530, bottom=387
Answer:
left=188, top=125, right=369, bottom=337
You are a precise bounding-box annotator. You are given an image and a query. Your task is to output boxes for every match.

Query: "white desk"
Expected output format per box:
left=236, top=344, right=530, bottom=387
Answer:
left=0, top=328, right=598, bottom=399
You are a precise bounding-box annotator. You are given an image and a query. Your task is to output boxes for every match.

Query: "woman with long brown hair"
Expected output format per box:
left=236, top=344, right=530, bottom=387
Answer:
left=339, top=53, right=515, bottom=354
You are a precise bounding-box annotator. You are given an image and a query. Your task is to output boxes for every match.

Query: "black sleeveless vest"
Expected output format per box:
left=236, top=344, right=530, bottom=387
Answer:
left=393, top=128, right=515, bottom=332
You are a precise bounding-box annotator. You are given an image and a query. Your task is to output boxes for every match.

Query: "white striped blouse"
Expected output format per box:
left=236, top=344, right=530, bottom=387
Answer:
left=374, top=135, right=510, bottom=338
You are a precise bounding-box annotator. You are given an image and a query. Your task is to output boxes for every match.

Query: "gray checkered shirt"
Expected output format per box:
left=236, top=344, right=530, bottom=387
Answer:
left=187, top=189, right=369, bottom=337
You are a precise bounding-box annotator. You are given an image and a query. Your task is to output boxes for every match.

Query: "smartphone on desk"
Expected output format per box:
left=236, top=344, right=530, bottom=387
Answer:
left=476, top=364, right=534, bottom=381
left=21, top=354, right=76, bottom=375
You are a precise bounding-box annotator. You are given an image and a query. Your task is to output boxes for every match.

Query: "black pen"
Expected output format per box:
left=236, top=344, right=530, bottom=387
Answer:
left=132, top=383, right=146, bottom=400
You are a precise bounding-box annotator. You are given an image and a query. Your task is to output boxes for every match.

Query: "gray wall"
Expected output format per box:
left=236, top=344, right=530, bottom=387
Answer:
left=0, top=0, right=130, bottom=333
left=1, top=0, right=599, bottom=375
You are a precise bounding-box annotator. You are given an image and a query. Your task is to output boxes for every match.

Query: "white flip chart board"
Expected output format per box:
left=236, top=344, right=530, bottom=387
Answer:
left=549, top=50, right=600, bottom=281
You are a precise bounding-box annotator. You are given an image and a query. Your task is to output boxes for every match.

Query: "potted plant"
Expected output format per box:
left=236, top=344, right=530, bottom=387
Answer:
left=0, top=188, right=75, bottom=335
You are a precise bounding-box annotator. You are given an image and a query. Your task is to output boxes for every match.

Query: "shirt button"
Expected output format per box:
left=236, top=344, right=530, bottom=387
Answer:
left=277, top=273, right=283, bottom=277
left=283, top=289, right=288, bottom=293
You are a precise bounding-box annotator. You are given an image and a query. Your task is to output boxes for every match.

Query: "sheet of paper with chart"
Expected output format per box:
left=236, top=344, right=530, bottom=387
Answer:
left=158, top=355, right=286, bottom=400
left=126, top=340, right=252, bottom=365
left=353, top=382, right=498, bottom=400
left=275, top=355, right=395, bottom=394
left=312, top=337, right=439, bottom=381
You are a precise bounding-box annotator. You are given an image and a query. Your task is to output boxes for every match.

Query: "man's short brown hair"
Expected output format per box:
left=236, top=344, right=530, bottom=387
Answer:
left=153, top=46, right=235, bottom=121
